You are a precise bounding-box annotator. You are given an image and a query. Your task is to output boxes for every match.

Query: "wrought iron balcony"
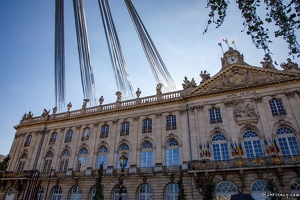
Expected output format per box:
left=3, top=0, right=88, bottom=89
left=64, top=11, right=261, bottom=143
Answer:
left=188, top=155, right=300, bottom=171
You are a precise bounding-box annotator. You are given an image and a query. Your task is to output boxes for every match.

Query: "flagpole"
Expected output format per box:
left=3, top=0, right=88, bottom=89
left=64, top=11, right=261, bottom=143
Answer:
left=218, top=43, right=224, bottom=54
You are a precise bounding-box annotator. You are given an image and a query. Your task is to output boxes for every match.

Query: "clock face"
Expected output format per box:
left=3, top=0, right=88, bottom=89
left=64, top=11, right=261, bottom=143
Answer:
left=228, top=56, right=238, bottom=64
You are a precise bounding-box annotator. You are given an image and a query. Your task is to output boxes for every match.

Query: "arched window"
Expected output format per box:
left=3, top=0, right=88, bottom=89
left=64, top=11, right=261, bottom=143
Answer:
left=82, top=128, right=90, bottom=141
left=120, top=122, right=130, bottom=136
left=59, top=149, right=70, bottom=172
left=24, top=135, right=32, bottom=147
left=117, top=143, right=129, bottom=169
left=166, top=115, right=176, bottom=130
left=77, top=147, right=88, bottom=171
left=138, top=184, right=153, bottom=200
left=16, top=153, right=27, bottom=172
left=212, top=134, right=229, bottom=161
left=51, top=185, right=62, bottom=200
left=50, top=132, right=57, bottom=144
left=165, top=184, right=178, bottom=200
left=277, top=126, right=300, bottom=155
left=215, top=181, right=238, bottom=200
left=101, top=125, right=109, bottom=138
left=113, top=185, right=127, bottom=200
left=140, top=141, right=153, bottom=167
left=290, top=178, right=300, bottom=195
left=5, top=186, right=15, bottom=200
left=166, top=139, right=180, bottom=166
left=250, top=180, right=269, bottom=200
left=70, top=186, right=81, bottom=200
left=90, top=186, right=96, bottom=200
left=96, top=145, right=108, bottom=168
left=42, top=151, right=53, bottom=173
left=142, top=119, right=152, bottom=133
left=36, top=186, right=44, bottom=200
left=65, top=130, right=73, bottom=143
left=243, top=130, right=264, bottom=158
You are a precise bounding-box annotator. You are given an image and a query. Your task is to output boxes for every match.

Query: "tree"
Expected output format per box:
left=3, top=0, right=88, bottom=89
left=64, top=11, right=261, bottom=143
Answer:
left=93, top=164, right=104, bottom=200
left=0, top=155, right=11, bottom=178
left=204, top=0, right=300, bottom=58
left=177, top=171, right=186, bottom=200
left=202, top=181, right=216, bottom=200
left=0, top=155, right=11, bottom=188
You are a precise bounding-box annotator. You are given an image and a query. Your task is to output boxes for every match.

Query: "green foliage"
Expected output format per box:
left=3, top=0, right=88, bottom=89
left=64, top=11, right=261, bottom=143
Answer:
left=203, top=181, right=216, bottom=200
left=0, top=155, right=11, bottom=178
left=177, top=171, right=186, bottom=200
left=93, top=164, right=104, bottom=200
left=266, top=178, right=281, bottom=200
left=205, top=0, right=300, bottom=58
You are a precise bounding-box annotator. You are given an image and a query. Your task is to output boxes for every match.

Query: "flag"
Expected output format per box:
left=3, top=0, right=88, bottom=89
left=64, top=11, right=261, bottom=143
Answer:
left=232, top=40, right=235, bottom=45
left=222, top=38, right=228, bottom=44
left=273, top=139, right=280, bottom=153
left=207, top=144, right=211, bottom=157
left=264, top=139, right=270, bottom=154
left=200, top=144, right=203, bottom=158
left=218, top=43, right=222, bottom=47
left=239, top=142, right=244, bottom=156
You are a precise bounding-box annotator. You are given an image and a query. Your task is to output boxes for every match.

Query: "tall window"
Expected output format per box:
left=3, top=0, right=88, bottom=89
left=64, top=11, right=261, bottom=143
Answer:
left=101, top=125, right=109, bottom=138
left=70, top=186, right=81, bottom=200
left=166, top=139, right=180, bottom=166
left=82, top=128, right=90, bottom=141
left=65, top=130, right=73, bottom=143
left=24, top=135, right=32, bottom=147
left=42, top=151, right=53, bottom=173
left=243, top=130, right=264, bottom=158
left=166, top=115, right=176, bottom=130
left=36, top=186, right=44, bottom=200
left=165, top=184, right=179, bottom=200
left=51, top=185, right=62, bottom=200
left=269, top=99, right=287, bottom=116
left=59, top=149, right=70, bottom=172
left=16, top=153, right=27, bottom=172
left=96, top=145, right=108, bottom=168
left=138, top=184, right=153, bottom=200
left=250, top=180, right=269, bottom=200
left=114, top=186, right=127, bottom=200
left=209, top=108, right=222, bottom=124
left=142, top=119, right=152, bottom=133
left=215, top=181, right=238, bottom=200
left=277, top=126, right=300, bottom=155
left=212, top=134, right=230, bottom=161
left=120, top=122, right=130, bottom=136
left=77, top=147, right=88, bottom=171
left=117, top=143, right=129, bottom=169
left=49, top=132, right=57, bottom=144
left=140, top=141, right=153, bottom=167
left=90, top=186, right=96, bottom=200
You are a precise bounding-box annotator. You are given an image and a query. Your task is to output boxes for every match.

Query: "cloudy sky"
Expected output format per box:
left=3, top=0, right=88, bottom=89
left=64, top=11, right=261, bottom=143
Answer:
left=0, top=0, right=299, bottom=155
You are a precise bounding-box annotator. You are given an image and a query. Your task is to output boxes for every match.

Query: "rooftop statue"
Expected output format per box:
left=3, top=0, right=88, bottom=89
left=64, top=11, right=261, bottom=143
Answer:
left=156, top=83, right=163, bottom=95
left=42, top=109, right=50, bottom=117
left=136, top=88, right=141, bottom=98
left=200, top=70, right=211, bottom=84
left=280, top=58, right=299, bottom=70
left=182, top=76, right=197, bottom=89
left=260, top=57, right=276, bottom=70
left=116, top=91, right=122, bottom=101
left=67, top=102, right=72, bottom=111
left=99, top=96, right=104, bottom=105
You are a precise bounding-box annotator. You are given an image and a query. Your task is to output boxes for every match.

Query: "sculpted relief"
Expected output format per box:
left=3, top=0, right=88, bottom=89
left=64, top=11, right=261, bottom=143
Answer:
left=231, top=100, right=259, bottom=125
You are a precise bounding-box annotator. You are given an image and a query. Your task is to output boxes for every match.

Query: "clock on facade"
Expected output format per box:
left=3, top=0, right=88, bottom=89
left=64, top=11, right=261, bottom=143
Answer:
left=228, top=56, right=238, bottom=64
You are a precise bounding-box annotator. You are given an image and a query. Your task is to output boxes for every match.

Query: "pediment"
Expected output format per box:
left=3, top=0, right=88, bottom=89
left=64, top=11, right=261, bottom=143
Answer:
left=187, top=65, right=300, bottom=97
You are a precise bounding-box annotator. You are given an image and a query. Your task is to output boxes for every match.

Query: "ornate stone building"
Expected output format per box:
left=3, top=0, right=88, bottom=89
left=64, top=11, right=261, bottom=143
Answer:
left=1, top=49, right=300, bottom=200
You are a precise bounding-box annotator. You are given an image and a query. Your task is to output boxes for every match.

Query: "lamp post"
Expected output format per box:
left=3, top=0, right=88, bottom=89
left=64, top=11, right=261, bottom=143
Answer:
left=119, top=151, right=128, bottom=200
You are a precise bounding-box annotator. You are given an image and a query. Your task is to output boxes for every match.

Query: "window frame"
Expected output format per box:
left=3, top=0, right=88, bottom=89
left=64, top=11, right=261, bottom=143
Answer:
left=209, top=108, right=222, bottom=124
left=120, top=122, right=130, bottom=136
left=65, top=130, right=73, bottom=143
left=142, top=118, right=152, bottom=133
left=165, top=139, right=180, bottom=167
left=243, top=130, right=264, bottom=158
left=212, top=133, right=230, bottom=161
left=269, top=99, right=287, bottom=116
left=100, top=125, right=109, bottom=138
left=140, top=141, right=153, bottom=168
left=24, top=135, right=32, bottom=147
left=166, top=115, right=177, bottom=130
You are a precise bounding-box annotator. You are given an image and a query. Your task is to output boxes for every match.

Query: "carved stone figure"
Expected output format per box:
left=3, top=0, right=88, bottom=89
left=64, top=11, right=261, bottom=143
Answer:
left=200, top=70, right=211, bottom=84
left=156, top=83, right=163, bottom=95
left=116, top=91, right=122, bottom=101
left=233, top=101, right=258, bottom=119
left=67, top=102, right=72, bottom=111
left=182, top=76, right=197, bottom=89
left=52, top=107, right=57, bottom=114
left=280, top=58, right=299, bottom=70
left=26, top=111, right=33, bottom=119
left=42, top=109, right=50, bottom=117
left=260, top=57, right=276, bottom=70
left=99, top=96, right=104, bottom=105
left=136, top=88, right=141, bottom=98
left=82, top=99, right=90, bottom=109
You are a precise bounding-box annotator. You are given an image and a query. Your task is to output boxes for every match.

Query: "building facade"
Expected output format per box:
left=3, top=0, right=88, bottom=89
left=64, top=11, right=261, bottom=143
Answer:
left=1, top=49, right=300, bottom=200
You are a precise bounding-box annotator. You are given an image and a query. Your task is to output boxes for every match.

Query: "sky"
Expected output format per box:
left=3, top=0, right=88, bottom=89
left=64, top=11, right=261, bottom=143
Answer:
left=0, top=0, right=299, bottom=156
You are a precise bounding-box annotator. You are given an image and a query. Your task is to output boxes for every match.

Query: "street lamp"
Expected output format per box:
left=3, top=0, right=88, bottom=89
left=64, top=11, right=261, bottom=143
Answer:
left=119, top=151, right=128, bottom=200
